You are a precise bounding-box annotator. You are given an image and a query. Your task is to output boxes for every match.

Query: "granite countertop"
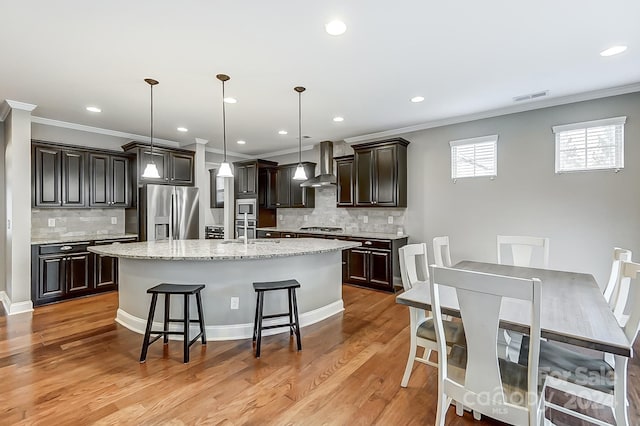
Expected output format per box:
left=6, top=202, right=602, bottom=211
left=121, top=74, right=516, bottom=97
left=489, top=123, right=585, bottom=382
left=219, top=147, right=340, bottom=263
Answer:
left=31, top=234, right=138, bottom=245
left=257, top=227, right=408, bottom=240
left=88, top=238, right=361, bottom=261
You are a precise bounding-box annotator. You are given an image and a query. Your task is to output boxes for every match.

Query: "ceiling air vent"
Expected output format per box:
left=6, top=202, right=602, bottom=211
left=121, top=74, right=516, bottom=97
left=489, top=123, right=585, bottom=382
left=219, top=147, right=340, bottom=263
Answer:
left=513, top=90, right=549, bottom=102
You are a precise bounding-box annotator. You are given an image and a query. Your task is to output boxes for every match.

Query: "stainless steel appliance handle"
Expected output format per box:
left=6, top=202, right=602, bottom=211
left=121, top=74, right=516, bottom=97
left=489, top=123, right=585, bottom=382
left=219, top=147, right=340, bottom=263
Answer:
left=170, top=192, right=176, bottom=240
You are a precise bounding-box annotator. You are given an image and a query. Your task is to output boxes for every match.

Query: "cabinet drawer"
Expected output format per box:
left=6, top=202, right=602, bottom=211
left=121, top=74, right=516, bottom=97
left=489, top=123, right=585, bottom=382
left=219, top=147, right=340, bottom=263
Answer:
left=39, top=242, right=90, bottom=255
left=349, top=238, right=392, bottom=250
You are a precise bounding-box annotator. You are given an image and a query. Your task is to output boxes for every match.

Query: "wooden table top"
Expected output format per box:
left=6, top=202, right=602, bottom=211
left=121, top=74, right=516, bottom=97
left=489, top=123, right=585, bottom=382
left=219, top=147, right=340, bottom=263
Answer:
left=396, top=260, right=632, bottom=357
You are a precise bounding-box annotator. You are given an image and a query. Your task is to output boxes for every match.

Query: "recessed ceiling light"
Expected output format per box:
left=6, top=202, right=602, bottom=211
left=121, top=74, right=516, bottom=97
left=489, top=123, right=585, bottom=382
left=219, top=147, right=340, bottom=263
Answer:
left=333, top=116, right=344, bottom=122
left=278, top=130, right=288, bottom=135
left=325, top=20, right=347, bottom=36
left=177, top=127, right=188, bottom=132
left=410, top=96, right=425, bottom=103
left=600, top=45, right=627, bottom=57
left=223, top=97, right=237, bottom=104
left=86, top=106, right=101, bottom=113
left=237, top=140, right=246, bottom=145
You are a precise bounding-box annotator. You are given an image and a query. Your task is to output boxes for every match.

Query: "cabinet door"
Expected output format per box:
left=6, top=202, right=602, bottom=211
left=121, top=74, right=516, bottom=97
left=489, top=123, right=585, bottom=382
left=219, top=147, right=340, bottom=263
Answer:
left=290, top=164, right=315, bottom=208
left=355, top=149, right=374, bottom=206
left=33, top=146, right=62, bottom=207
left=374, top=145, right=397, bottom=207
left=89, top=154, right=110, bottom=207
left=342, top=249, right=350, bottom=284
left=62, top=150, right=86, bottom=207
left=110, top=156, right=130, bottom=206
left=209, top=169, right=224, bottom=208
left=38, top=255, right=65, bottom=301
left=169, top=152, right=194, bottom=185
left=369, top=250, right=392, bottom=288
left=275, top=167, right=291, bottom=207
left=139, top=149, right=167, bottom=183
left=336, top=158, right=354, bottom=207
left=245, top=163, right=257, bottom=195
left=67, top=253, right=91, bottom=293
left=236, top=165, right=249, bottom=195
left=95, top=254, right=117, bottom=289
left=348, top=249, right=369, bottom=284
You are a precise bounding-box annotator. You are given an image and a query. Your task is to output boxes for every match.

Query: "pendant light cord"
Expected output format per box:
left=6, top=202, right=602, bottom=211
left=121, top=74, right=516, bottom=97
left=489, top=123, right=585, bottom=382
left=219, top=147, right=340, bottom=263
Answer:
left=298, top=90, right=302, bottom=164
left=150, top=83, right=154, bottom=155
left=222, top=80, right=227, bottom=162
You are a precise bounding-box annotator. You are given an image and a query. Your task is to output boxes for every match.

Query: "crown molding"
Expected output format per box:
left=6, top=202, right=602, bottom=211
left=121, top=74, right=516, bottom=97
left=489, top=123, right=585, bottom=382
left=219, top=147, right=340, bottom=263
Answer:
left=194, top=138, right=208, bottom=145
left=258, top=144, right=314, bottom=159
left=31, top=116, right=181, bottom=147
left=1, top=100, right=38, bottom=121
left=203, top=146, right=253, bottom=159
left=344, top=82, right=640, bottom=143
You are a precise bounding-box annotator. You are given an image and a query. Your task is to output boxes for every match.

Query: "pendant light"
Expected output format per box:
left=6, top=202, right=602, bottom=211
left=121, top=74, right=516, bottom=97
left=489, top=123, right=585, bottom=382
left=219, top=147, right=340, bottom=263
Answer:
left=292, top=86, right=307, bottom=181
left=216, top=74, right=234, bottom=178
left=141, top=78, right=161, bottom=178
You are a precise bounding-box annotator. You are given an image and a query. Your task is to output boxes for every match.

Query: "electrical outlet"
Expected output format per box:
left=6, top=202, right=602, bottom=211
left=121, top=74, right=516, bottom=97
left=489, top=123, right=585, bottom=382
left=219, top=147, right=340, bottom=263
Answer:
left=111, top=217, right=117, bottom=225
left=48, top=218, right=56, bottom=227
left=363, top=215, right=368, bottom=224
left=387, top=216, right=393, bottom=224
left=278, top=214, right=283, bottom=221
left=230, top=297, right=239, bottom=310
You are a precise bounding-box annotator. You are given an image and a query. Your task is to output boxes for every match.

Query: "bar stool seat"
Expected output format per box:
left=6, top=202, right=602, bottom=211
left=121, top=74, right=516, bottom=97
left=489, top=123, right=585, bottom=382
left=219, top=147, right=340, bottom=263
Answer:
left=252, top=279, right=302, bottom=358
left=140, top=283, right=206, bottom=364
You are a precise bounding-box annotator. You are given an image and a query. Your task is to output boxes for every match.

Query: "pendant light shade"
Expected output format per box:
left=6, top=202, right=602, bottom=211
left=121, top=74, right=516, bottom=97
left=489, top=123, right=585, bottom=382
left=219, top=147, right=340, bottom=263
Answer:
left=216, top=74, right=234, bottom=178
left=142, top=78, right=161, bottom=179
left=292, top=86, right=307, bottom=181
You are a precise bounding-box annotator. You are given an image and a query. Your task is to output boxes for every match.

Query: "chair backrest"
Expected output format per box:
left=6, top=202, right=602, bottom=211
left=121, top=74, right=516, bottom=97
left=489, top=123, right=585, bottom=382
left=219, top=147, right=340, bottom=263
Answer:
left=497, top=235, right=550, bottom=269
left=399, top=243, right=429, bottom=291
left=603, top=247, right=632, bottom=301
left=433, top=236, right=452, bottom=267
left=619, top=261, right=640, bottom=344
left=430, top=265, right=542, bottom=425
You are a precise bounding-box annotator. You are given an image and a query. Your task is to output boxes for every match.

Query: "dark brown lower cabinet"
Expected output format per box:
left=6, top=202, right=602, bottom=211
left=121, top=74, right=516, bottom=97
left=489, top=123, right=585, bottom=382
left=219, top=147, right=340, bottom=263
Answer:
left=344, top=236, right=407, bottom=292
left=31, top=237, right=136, bottom=306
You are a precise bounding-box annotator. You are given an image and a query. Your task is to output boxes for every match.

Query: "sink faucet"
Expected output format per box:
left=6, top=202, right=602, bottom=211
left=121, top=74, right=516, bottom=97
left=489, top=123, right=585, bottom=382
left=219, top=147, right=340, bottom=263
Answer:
left=243, top=212, right=249, bottom=246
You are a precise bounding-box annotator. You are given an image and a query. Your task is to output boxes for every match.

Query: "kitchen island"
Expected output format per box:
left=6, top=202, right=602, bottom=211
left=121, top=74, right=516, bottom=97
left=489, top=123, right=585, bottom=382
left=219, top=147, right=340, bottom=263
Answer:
left=89, top=238, right=360, bottom=340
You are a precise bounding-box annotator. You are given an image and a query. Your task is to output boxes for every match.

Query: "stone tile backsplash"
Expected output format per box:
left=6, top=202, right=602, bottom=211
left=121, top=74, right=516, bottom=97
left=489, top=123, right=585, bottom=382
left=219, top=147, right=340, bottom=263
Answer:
left=277, top=186, right=406, bottom=234
left=32, top=208, right=126, bottom=239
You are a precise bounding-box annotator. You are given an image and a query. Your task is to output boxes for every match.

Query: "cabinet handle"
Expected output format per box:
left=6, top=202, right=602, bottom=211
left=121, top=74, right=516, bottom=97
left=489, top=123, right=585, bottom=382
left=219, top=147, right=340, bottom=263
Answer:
left=165, top=178, right=169, bottom=181
left=266, top=233, right=271, bottom=237
left=364, top=241, right=372, bottom=245
left=276, top=203, right=280, bottom=206
left=60, top=246, right=73, bottom=251
left=171, top=178, right=175, bottom=181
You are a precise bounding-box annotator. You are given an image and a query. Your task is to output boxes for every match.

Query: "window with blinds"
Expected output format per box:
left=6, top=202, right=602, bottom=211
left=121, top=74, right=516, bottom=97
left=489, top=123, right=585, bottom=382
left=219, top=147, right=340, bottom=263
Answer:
left=552, top=116, right=625, bottom=173
left=450, top=135, right=498, bottom=180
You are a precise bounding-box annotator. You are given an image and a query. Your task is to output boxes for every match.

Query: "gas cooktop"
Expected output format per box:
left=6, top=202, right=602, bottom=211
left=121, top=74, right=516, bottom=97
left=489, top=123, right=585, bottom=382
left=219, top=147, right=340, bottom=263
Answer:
left=299, top=226, right=344, bottom=232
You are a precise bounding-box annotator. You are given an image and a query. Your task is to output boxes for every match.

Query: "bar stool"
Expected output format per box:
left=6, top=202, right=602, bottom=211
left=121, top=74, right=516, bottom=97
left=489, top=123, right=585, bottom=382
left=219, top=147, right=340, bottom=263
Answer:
left=252, top=279, right=302, bottom=358
left=139, top=283, right=206, bottom=364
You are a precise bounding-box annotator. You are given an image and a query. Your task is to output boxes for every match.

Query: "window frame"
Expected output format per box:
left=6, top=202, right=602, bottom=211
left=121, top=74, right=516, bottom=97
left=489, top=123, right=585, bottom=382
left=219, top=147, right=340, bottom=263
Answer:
left=449, top=134, right=498, bottom=181
left=552, top=116, right=626, bottom=174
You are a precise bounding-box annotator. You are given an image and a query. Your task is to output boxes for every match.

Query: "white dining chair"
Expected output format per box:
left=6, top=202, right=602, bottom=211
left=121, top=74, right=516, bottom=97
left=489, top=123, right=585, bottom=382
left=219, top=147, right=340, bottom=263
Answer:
left=429, top=265, right=544, bottom=425
left=497, top=235, right=550, bottom=269
left=603, top=248, right=633, bottom=325
left=398, top=244, right=465, bottom=388
left=433, top=236, right=452, bottom=267
left=538, top=260, right=640, bottom=426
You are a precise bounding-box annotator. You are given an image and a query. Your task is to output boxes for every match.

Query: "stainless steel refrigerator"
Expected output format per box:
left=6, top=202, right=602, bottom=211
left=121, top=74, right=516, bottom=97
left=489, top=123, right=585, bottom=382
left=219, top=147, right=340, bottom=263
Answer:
left=139, top=184, right=199, bottom=241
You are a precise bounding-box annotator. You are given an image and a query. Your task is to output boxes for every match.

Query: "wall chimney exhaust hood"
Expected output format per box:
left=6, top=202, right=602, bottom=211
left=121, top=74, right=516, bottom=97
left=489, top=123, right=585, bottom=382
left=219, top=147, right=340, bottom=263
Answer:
left=300, top=141, right=337, bottom=187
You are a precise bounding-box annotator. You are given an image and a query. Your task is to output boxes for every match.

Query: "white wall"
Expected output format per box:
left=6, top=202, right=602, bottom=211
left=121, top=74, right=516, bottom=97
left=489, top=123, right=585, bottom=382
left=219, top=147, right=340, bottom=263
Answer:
left=403, top=92, right=640, bottom=288
left=0, top=120, right=5, bottom=294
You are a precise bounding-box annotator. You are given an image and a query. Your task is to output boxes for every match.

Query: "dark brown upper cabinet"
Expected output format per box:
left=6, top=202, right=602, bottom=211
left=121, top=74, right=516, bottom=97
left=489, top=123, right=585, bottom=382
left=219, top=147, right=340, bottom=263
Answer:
left=122, top=142, right=195, bottom=186
left=233, top=159, right=278, bottom=199
left=352, top=138, right=409, bottom=207
left=335, top=155, right=355, bottom=207
left=209, top=169, right=224, bottom=208
left=269, top=162, right=316, bottom=208
left=33, top=143, right=87, bottom=208
left=89, top=153, right=131, bottom=207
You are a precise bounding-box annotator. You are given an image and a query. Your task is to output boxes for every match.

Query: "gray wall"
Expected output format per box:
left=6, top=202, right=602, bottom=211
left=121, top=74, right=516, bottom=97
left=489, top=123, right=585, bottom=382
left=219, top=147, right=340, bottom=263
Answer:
left=403, top=92, right=640, bottom=288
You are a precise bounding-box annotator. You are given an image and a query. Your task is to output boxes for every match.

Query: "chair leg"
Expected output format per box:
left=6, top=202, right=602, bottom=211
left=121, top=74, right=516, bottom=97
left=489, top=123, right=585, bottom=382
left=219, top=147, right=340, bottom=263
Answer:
left=255, top=291, right=264, bottom=358
left=435, top=393, right=449, bottom=426
left=252, top=292, right=260, bottom=343
left=401, top=335, right=417, bottom=387
left=614, top=354, right=629, bottom=426
left=140, top=293, right=159, bottom=363
left=183, top=294, right=190, bottom=364
left=195, top=291, right=206, bottom=344
left=288, top=288, right=294, bottom=336
left=291, top=288, right=302, bottom=351
left=163, top=293, right=171, bottom=344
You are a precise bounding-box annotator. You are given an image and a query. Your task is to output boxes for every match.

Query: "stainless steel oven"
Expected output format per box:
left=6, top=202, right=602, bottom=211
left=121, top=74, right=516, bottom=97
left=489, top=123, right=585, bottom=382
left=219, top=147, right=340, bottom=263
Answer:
left=235, top=198, right=257, bottom=220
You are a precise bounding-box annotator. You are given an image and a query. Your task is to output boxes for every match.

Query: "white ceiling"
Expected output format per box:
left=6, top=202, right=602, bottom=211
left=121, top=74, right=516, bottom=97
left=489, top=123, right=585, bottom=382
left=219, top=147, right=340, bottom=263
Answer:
left=1, top=1, right=639, bottom=156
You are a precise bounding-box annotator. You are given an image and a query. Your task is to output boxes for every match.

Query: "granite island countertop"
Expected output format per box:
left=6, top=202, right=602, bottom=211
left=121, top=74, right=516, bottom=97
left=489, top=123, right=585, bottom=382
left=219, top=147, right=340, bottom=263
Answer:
left=257, top=227, right=408, bottom=240
left=31, top=234, right=138, bottom=245
left=88, top=238, right=361, bottom=261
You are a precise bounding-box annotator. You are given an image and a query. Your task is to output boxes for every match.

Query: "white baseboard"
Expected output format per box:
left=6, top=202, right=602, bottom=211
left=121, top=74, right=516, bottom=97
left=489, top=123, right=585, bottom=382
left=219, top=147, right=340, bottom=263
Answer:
left=0, top=291, right=34, bottom=315
left=116, top=299, right=344, bottom=341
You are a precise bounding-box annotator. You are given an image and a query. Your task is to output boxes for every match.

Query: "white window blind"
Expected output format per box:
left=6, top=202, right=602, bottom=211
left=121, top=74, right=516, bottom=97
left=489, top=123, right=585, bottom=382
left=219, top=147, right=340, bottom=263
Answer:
left=553, top=116, right=625, bottom=173
left=450, top=135, right=498, bottom=180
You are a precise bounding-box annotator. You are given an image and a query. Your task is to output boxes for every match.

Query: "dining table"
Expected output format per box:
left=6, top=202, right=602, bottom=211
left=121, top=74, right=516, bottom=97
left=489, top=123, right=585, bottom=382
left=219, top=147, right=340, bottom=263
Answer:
left=396, top=260, right=631, bottom=357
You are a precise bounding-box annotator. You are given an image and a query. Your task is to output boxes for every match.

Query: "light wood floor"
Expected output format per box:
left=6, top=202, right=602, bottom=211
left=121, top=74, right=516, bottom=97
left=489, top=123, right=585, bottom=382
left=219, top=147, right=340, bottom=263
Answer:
left=1, top=285, right=638, bottom=425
